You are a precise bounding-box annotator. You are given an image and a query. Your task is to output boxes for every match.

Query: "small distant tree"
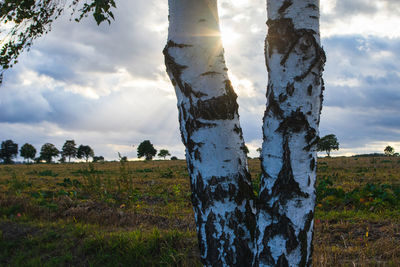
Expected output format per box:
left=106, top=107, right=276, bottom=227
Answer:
left=170, top=156, right=178, bottom=160
left=317, top=134, right=339, bottom=157
left=137, top=140, right=157, bottom=160
left=0, top=140, right=18, bottom=164
left=40, top=143, right=59, bottom=163
left=118, top=152, right=128, bottom=162
left=20, top=143, right=36, bottom=163
left=77, top=145, right=94, bottom=162
left=93, top=156, right=105, bottom=162
left=62, top=140, right=77, bottom=162
left=158, top=149, right=171, bottom=160
left=384, top=146, right=395, bottom=156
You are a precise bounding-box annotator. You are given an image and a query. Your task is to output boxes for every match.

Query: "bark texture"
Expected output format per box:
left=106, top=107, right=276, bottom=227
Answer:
left=255, top=0, right=325, bottom=266
left=164, top=1, right=256, bottom=266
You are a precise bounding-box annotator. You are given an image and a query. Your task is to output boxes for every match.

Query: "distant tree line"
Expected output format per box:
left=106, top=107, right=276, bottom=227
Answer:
left=0, top=139, right=180, bottom=164
left=136, top=140, right=176, bottom=161
left=2, top=137, right=397, bottom=164
left=0, top=139, right=96, bottom=164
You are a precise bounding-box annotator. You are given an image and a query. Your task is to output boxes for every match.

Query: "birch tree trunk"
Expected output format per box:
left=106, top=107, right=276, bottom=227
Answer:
left=255, top=0, right=325, bottom=266
left=163, top=0, right=256, bottom=265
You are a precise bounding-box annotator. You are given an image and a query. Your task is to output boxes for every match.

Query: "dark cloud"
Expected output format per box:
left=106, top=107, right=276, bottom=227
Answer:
left=1, top=0, right=399, bottom=158
left=320, top=35, right=400, bottom=150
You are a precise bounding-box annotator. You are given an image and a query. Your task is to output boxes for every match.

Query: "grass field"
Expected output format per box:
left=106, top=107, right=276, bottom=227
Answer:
left=1, top=157, right=400, bottom=266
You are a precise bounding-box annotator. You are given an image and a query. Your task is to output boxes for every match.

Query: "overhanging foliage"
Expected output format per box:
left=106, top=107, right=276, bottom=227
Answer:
left=0, top=0, right=116, bottom=78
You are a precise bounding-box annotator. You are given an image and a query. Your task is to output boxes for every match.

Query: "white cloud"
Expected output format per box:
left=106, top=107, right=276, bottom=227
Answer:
left=1, top=0, right=399, bottom=160
left=321, top=0, right=400, bottom=38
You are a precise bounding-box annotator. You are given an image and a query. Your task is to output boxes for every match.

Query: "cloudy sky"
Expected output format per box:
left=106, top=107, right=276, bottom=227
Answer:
left=1, top=0, right=400, bottom=160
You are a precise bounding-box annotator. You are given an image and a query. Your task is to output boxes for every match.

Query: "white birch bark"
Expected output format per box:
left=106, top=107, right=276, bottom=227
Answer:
left=255, top=0, right=325, bottom=266
left=164, top=0, right=256, bottom=265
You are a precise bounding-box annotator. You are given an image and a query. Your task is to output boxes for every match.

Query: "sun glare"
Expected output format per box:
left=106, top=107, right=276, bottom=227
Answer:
left=220, top=27, right=240, bottom=47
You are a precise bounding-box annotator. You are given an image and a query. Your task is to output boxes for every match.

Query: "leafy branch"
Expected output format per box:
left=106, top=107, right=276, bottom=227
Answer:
left=0, top=0, right=116, bottom=78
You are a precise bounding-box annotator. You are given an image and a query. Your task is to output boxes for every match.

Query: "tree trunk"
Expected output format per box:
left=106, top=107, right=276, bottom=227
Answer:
left=164, top=0, right=256, bottom=265
left=255, top=1, right=325, bottom=266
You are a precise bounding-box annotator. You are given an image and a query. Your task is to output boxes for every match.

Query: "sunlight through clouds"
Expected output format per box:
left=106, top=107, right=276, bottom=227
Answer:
left=228, top=71, right=257, bottom=98
left=0, top=0, right=399, bottom=160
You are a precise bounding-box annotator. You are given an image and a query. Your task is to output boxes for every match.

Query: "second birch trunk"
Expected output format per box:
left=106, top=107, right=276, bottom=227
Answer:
left=255, top=0, right=325, bottom=266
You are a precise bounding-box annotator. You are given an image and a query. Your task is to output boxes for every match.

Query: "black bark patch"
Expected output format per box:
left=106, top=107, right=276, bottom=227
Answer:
left=266, top=18, right=297, bottom=55
left=190, top=93, right=238, bottom=121
left=184, top=116, right=217, bottom=140
left=165, top=40, right=193, bottom=49
left=244, top=197, right=256, bottom=240
left=310, top=158, right=315, bottom=171
left=186, top=139, right=204, bottom=156
left=182, top=83, right=208, bottom=98
left=272, top=138, right=309, bottom=205
left=277, top=110, right=309, bottom=134
left=163, top=42, right=188, bottom=90
left=266, top=90, right=284, bottom=119
left=185, top=79, right=239, bottom=122
left=235, top=170, right=254, bottom=205
left=304, top=130, right=319, bottom=152
left=277, top=254, right=290, bottom=267
left=298, top=211, right=314, bottom=267
left=279, top=93, right=287, bottom=103
left=318, top=78, right=325, bottom=121
left=258, top=244, right=275, bottom=266
left=278, top=0, right=293, bottom=14
left=194, top=148, right=201, bottom=162
left=201, top=71, right=221, bottom=76
left=307, top=85, right=313, bottom=96
left=233, top=124, right=241, bottom=135
left=286, top=82, right=295, bottom=96
left=305, top=127, right=317, bottom=144
left=205, top=211, right=223, bottom=266
left=307, top=4, right=318, bottom=10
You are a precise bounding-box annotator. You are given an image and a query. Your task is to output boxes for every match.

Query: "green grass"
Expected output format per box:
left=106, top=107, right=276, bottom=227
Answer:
left=0, top=219, right=199, bottom=267
left=0, top=156, right=399, bottom=266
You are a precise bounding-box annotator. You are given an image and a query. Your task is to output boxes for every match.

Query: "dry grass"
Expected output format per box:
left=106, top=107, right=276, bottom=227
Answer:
left=0, top=156, right=399, bottom=265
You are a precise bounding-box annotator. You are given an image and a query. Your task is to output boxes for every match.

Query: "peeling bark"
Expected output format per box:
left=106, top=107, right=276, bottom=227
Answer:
left=164, top=0, right=256, bottom=265
left=256, top=0, right=325, bottom=266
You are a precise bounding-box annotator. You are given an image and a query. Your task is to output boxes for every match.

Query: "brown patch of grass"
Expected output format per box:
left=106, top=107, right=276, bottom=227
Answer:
left=314, top=220, right=400, bottom=266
